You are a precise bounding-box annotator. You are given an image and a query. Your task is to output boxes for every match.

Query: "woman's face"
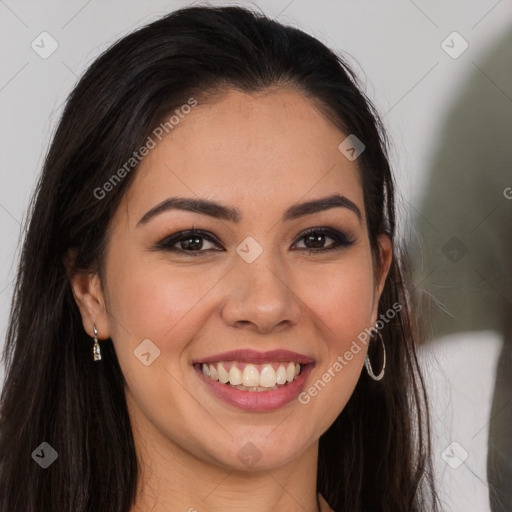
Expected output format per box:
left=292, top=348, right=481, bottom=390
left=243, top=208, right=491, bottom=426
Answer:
left=82, top=87, right=391, bottom=471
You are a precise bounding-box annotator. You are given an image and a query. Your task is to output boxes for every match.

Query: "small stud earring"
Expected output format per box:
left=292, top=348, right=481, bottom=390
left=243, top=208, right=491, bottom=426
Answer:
left=93, top=325, right=102, bottom=361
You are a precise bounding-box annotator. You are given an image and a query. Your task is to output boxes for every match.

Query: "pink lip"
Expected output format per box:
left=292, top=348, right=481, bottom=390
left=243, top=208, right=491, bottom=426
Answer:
left=193, top=349, right=315, bottom=365
left=194, top=362, right=315, bottom=412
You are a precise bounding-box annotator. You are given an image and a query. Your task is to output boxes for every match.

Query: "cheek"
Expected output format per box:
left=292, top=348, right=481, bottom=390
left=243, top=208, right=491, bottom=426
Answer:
left=293, top=254, right=375, bottom=428
left=299, top=254, right=376, bottom=344
left=103, top=244, right=231, bottom=389
left=104, top=255, right=221, bottom=420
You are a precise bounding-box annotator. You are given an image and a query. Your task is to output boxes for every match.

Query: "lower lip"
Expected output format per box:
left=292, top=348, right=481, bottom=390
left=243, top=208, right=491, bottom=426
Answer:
left=195, top=364, right=314, bottom=412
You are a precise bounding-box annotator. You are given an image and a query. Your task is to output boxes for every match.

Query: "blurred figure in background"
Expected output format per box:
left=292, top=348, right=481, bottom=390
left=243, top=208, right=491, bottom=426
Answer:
left=410, top=28, right=512, bottom=512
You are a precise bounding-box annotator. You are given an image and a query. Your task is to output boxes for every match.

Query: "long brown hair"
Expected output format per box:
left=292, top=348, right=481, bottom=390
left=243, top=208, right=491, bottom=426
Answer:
left=0, top=5, right=439, bottom=511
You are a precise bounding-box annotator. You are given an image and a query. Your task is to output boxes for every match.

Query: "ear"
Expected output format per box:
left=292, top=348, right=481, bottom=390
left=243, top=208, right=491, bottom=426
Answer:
left=370, top=233, right=393, bottom=323
left=64, top=249, right=110, bottom=339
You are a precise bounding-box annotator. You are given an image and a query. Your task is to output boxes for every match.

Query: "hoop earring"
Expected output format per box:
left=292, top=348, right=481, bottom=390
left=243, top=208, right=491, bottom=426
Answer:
left=93, top=325, right=102, bottom=362
left=365, top=331, right=385, bottom=381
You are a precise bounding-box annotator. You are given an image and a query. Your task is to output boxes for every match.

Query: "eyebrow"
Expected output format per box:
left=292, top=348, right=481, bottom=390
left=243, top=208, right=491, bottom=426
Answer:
left=137, top=193, right=362, bottom=226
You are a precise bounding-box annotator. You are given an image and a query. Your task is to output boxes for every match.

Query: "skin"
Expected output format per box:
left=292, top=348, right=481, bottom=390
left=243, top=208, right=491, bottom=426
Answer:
left=69, top=87, right=392, bottom=512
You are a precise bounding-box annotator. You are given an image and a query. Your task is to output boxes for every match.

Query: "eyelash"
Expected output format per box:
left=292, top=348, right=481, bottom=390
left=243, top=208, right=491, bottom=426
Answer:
left=152, top=228, right=355, bottom=257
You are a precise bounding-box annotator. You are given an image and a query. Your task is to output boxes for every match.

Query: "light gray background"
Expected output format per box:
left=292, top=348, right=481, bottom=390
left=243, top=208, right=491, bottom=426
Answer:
left=1, top=1, right=511, bottom=510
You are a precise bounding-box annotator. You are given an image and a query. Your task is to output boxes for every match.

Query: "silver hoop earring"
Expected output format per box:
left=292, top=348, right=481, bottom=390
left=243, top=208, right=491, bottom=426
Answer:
left=93, top=325, right=102, bottom=362
left=365, top=331, right=385, bottom=381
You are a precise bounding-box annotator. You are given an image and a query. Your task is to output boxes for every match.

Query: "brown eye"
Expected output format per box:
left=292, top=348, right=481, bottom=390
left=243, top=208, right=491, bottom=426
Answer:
left=153, top=230, right=223, bottom=256
left=177, top=235, right=208, bottom=251
left=293, top=228, right=354, bottom=253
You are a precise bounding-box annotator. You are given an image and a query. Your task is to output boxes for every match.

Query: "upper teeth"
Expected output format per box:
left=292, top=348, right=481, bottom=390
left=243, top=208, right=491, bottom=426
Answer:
left=202, top=362, right=301, bottom=388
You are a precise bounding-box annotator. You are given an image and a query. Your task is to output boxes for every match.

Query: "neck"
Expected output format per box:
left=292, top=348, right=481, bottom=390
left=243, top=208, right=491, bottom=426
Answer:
left=128, top=410, right=325, bottom=512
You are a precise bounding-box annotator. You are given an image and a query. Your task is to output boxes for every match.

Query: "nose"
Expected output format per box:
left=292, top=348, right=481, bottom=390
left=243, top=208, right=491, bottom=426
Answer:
left=220, top=248, right=303, bottom=334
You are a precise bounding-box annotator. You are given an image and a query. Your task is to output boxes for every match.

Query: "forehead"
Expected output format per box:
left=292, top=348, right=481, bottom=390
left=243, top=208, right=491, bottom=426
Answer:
left=120, top=87, right=364, bottom=224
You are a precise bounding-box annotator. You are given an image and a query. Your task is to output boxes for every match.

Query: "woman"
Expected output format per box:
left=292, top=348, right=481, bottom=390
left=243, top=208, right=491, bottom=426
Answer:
left=0, top=5, right=439, bottom=511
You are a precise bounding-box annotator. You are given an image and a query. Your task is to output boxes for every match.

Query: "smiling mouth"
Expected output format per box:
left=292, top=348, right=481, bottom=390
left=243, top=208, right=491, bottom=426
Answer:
left=195, top=361, right=304, bottom=391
